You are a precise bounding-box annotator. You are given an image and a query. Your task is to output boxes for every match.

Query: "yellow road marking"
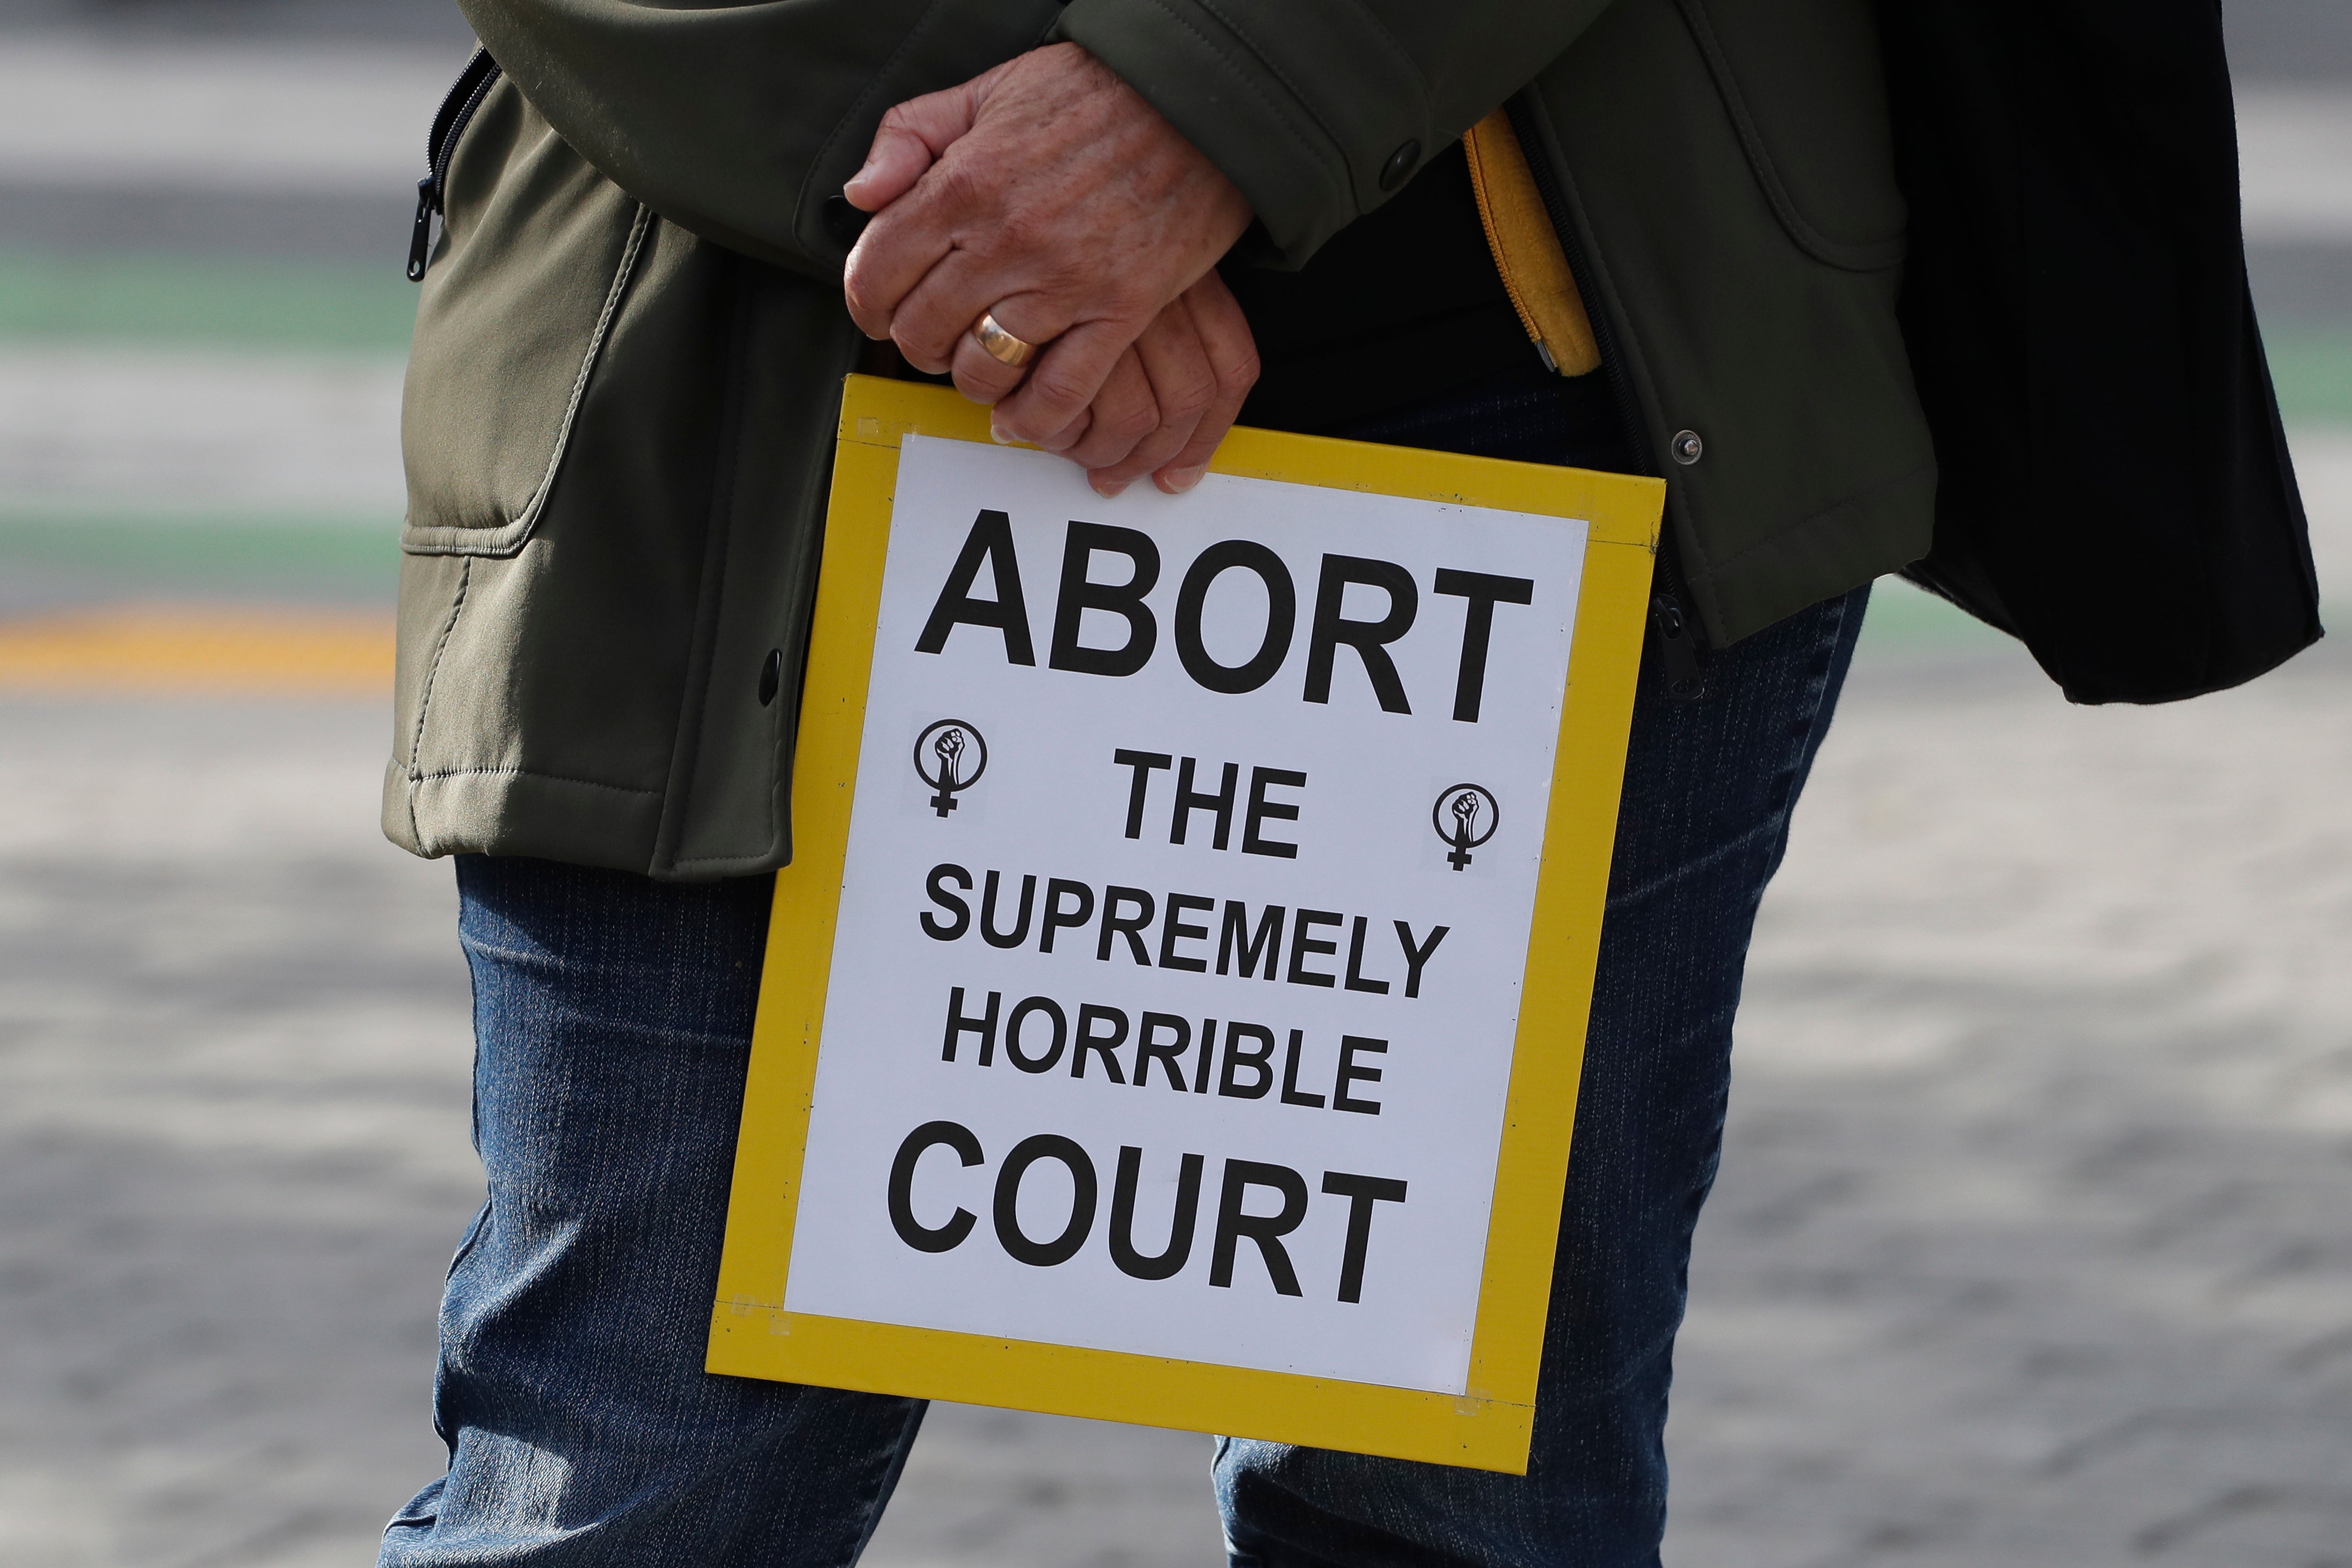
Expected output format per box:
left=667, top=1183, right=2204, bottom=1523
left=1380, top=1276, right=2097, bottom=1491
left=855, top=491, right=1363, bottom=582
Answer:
left=0, top=606, right=394, bottom=695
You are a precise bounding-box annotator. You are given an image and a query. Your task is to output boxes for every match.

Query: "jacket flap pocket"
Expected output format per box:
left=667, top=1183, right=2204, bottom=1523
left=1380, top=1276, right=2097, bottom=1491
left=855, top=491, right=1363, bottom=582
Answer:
left=401, top=82, right=649, bottom=558
left=1677, top=0, right=1908, bottom=272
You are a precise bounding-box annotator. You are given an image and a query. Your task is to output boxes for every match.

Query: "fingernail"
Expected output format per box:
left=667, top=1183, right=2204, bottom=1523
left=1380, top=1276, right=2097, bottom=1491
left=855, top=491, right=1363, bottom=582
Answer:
left=1160, top=465, right=1207, bottom=494
left=1091, top=478, right=1129, bottom=499
left=989, top=422, right=1014, bottom=445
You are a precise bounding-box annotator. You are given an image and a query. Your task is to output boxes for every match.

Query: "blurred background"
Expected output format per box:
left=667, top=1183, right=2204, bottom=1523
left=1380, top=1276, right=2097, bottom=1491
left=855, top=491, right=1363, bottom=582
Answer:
left=0, top=2, right=2346, bottom=1565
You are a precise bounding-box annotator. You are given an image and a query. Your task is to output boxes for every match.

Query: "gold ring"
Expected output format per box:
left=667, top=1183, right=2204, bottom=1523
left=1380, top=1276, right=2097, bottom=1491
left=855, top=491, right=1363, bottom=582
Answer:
left=972, top=311, right=1040, bottom=368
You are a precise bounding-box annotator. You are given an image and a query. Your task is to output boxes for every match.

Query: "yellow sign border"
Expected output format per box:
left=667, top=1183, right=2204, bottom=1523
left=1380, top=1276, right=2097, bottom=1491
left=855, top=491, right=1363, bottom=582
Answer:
left=708, top=375, right=1663, bottom=1474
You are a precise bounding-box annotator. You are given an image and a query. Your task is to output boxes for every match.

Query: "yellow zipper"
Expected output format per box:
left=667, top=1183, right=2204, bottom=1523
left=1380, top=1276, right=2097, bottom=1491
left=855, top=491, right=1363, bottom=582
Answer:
left=1462, top=109, right=1601, bottom=377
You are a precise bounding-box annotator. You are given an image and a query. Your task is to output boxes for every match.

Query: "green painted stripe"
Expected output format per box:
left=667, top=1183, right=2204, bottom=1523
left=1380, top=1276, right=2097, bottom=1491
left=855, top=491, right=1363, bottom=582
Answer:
left=2269, top=326, right=2352, bottom=427
left=0, top=249, right=416, bottom=352
left=0, top=512, right=401, bottom=604
left=1, top=246, right=2348, bottom=429
left=1854, top=576, right=2013, bottom=655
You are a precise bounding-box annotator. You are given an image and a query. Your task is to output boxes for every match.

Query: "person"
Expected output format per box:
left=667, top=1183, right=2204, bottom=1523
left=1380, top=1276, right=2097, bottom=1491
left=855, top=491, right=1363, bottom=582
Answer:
left=377, top=3, right=2311, bottom=1564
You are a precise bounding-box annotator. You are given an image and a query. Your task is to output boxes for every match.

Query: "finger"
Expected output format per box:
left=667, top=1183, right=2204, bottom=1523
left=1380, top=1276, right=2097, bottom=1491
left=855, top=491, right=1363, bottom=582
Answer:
left=840, top=61, right=1012, bottom=213
left=845, top=150, right=1003, bottom=343
left=885, top=243, right=1057, bottom=374
left=1086, top=303, right=1219, bottom=489
left=989, top=317, right=1135, bottom=446
left=841, top=207, right=942, bottom=341
left=1152, top=273, right=1259, bottom=493
left=841, top=56, right=1041, bottom=342
left=948, top=312, right=1034, bottom=408
left=1057, top=349, right=1160, bottom=491
left=841, top=110, right=953, bottom=217
left=1034, top=407, right=1090, bottom=455
left=839, top=92, right=987, bottom=339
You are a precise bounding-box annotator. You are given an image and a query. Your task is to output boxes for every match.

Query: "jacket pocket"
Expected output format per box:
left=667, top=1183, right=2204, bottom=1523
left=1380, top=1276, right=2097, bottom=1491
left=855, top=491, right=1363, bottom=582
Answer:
left=400, top=76, right=651, bottom=557
left=1676, top=0, right=1908, bottom=271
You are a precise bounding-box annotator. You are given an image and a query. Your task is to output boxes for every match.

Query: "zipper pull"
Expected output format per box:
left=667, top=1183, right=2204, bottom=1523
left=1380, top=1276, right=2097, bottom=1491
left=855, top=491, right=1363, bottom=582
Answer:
left=407, top=175, right=437, bottom=282
left=1650, top=593, right=1706, bottom=702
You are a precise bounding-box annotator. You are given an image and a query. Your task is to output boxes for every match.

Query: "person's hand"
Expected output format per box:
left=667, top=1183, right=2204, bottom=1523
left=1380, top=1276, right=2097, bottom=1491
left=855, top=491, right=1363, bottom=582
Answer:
left=1026, top=270, right=1259, bottom=496
left=841, top=43, right=1254, bottom=460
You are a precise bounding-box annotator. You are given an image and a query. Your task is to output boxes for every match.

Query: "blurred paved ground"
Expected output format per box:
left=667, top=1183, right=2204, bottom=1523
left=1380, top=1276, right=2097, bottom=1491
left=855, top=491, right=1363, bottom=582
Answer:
left=2, top=444, right=2345, bottom=1567
left=2, top=2, right=2350, bottom=1566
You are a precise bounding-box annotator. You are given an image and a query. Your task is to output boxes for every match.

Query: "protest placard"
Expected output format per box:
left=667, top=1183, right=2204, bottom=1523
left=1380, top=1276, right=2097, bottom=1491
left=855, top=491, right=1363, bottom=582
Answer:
left=709, top=375, right=1663, bottom=1472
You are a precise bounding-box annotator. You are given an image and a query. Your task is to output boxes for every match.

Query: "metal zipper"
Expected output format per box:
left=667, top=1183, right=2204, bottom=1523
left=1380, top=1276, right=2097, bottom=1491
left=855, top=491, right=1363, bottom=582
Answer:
left=408, top=48, right=504, bottom=282
left=1505, top=95, right=1708, bottom=701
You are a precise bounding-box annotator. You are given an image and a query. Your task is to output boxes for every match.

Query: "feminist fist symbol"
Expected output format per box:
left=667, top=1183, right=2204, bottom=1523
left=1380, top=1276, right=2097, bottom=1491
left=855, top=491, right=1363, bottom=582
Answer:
left=1431, top=784, right=1500, bottom=870
left=913, top=720, right=988, bottom=818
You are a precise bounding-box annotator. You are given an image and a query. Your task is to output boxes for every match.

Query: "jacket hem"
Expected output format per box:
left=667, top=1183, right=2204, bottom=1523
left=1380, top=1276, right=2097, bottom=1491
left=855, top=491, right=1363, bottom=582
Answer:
left=1686, top=458, right=1938, bottom=643
left=383, top=764, right=679, bottom=878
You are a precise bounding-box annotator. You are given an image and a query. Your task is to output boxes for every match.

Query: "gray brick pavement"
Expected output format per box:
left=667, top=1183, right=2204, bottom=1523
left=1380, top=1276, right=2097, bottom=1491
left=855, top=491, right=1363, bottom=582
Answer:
left=1, top=635, right=2346, bottom=1568
left=0, top=698, right=1226, bottom=1568
left=1669, top=645, right=2352, bottom=1568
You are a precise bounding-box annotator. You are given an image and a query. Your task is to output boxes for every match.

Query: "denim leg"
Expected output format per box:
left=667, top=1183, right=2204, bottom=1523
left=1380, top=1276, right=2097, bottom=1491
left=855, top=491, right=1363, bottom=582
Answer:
left=380, top=858, right=926, bottom=1568
left=1214, top=584, right=1871, bottom=1568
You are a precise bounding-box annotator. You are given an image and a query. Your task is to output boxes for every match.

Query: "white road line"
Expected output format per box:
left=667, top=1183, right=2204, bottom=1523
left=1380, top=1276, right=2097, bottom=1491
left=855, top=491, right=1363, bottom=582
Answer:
left=0, top=37, right=2343, bottom=244
left=0, top=346, right=406, bottom=514
left=0, top=38, right=465, bottom=196
left=1, top=343, right=2346, bottom=585
left=2238, top=90, right=2352, bottom=242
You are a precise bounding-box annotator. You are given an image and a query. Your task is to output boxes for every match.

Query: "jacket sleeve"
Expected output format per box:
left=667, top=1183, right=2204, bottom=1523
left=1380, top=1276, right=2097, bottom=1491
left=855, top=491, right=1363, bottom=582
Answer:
left=456, top=0, right=1065, bottom=275
left=1051, top=0, right=1619, bottom=265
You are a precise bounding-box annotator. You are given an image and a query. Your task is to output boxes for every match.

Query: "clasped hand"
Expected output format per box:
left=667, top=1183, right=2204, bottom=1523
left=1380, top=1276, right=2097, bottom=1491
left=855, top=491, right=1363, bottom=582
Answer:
left=841, top=44, right=1261, bottom=497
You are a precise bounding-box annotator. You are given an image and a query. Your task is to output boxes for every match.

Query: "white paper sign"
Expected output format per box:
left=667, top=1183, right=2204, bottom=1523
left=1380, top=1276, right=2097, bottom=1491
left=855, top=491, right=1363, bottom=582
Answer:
left=782, top=434, right=1588, bottom=1396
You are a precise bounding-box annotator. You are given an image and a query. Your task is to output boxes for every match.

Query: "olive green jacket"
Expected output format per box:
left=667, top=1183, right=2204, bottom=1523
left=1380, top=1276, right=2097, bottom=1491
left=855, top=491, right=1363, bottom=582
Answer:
left=387, top=0, right=1932, bottom=878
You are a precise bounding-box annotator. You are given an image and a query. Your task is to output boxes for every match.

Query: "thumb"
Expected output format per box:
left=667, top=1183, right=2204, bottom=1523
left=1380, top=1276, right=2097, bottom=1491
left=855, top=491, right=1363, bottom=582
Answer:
left=842, top=62, right=1008, bottom=212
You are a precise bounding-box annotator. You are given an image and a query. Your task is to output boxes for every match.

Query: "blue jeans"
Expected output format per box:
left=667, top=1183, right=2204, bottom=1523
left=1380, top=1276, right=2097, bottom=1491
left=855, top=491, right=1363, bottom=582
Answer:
left=382, top=370, right=1868, bottom=1567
